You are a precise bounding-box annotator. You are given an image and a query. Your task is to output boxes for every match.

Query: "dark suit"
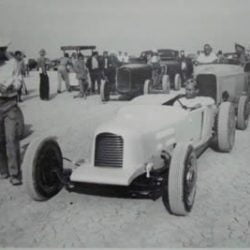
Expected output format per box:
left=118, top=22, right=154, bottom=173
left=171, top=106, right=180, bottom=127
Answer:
left=100, top=55, right=118, bottom=92
left=179, top=56, right=194, bottom=83
left=86, top=56, right=101, bottom=94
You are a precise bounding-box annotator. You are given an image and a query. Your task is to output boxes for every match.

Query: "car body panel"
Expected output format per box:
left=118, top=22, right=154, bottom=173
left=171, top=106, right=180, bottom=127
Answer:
left=116, top=63, right=152, bottom=95
left=194, top=64, right=249, bottom=104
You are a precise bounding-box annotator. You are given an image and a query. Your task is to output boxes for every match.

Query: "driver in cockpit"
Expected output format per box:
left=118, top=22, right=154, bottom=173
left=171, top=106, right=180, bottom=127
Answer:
left=174, top=79, right=214, bottom=110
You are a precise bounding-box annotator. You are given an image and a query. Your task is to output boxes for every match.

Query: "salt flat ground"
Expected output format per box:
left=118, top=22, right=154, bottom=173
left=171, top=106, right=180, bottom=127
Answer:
left=0, top=71, right=249, bottom=248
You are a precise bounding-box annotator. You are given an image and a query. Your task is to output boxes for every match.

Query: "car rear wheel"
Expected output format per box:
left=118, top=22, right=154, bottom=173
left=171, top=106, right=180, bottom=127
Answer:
left=216, top=102, right=236, bottom=152
left=22, top=136, right=63, bottom=201
left=174, top=73, right=181, bottom=91
left=163, top=143, right=197, bottom=216
left=16, top=106, right=25, bottom=139
left=162, top=75, right=170, bottom=94
left=236, top=95, right=249, bottom=130
left=100, top=80, right=110, bottom=102
left=143, top=79, right=153, bottom=95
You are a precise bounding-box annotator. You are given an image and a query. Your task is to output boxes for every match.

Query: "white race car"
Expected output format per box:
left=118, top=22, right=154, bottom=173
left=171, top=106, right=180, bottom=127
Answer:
left=22, top=92, right=236, bottom=216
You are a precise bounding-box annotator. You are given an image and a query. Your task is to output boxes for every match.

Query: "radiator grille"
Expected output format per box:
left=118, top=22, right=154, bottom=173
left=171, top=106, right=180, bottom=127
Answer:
left=196, top=74, right=217, bottom=102
left=94, top=133, right=123, bottom=167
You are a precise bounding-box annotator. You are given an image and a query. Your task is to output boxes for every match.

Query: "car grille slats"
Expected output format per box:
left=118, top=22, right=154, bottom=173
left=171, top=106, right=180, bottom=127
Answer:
left=95, top=133, right=124, bottom=167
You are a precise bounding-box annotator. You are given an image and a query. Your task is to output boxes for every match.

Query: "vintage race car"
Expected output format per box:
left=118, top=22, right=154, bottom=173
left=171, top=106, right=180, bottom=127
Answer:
left=194, top=63, right=250, bottom=130
left=22, top=91, right=236, bottom=216
left=100, top=63, right=175, bottom=102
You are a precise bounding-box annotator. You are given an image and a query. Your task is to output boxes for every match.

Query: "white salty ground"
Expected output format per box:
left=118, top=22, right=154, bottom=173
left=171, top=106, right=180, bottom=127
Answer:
left=0, top=71, right=249, bottom=248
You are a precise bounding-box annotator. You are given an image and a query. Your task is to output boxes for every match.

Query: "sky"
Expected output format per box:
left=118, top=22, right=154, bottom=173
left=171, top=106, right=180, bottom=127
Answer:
left=0, top=0, right=250, bottom=58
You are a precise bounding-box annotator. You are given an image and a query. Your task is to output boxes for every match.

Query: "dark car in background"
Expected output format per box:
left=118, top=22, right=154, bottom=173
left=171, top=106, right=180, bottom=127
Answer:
left=100, top=63, right=170, bottom=102
left=157, top=49, right=182, bottom=89
left=139, top=49, right=183, bottom=89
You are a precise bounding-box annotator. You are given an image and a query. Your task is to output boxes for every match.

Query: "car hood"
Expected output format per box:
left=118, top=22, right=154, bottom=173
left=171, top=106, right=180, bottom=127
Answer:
left=96, top=105, right=188, bottom=135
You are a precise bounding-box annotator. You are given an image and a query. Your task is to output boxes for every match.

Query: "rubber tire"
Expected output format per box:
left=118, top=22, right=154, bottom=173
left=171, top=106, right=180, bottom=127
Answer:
left=162, top=75, right=170, bottom=94
left=174, top=73, right=181, bottom=91
left=164, top=143, right=197, bottom=216
left=236, top=95, right=249, bottom=130
left=100, top=80, right=110, bottom=102
left=22, top=136, right=63, bottom=201
left=16, top=106, right=25, bottom=139
left=143, top=79, right=152, bottom=95
left=217, top=102, right=236, bottom=152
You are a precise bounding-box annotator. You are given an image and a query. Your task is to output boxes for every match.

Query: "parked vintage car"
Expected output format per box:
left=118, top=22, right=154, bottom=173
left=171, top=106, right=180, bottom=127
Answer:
left=100, top=63, right=171, bottom=102
left=22, top=90, right=236, bottom=216
left=194, top=63, right=250, bottom=130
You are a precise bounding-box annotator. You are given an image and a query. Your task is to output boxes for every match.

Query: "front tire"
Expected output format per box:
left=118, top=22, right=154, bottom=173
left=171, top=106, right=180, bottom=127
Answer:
left=163, top=143, right=197, bottom=216
left=143, top=79, right=152, bottom=95
left=22, top=136, right=63, bottom=201
left=236, top=95, right=249, bottom=130
left=217, top=102, right=236, bottom=152
left=162, top=75, right=170, bottom=94
left=174, top=73, right=181, bottom=91
left=100, top=80, right=110, bottom=102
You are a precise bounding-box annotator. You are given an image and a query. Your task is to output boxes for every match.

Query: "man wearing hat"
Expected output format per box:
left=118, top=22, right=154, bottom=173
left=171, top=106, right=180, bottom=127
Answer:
left=0, top=41, right=22, bottom=185
left=235, top=43, right=247, bottom=66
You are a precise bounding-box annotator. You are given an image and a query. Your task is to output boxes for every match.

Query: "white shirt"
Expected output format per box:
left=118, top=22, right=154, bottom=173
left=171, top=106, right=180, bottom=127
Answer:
left=150, top=55, right=160, bottom=64
left=118, top=54, right=123, bottom=63
left=91, top=57, right=98, bottom=69
left=197, top=52, right=217, bottom=64
left=0, top=59, right=15, bottom=87
left=174, top=96, right=214, bottom=109
left=104, top=58, right=108, bottom=69
left=123, top=55, right=129, bottom=63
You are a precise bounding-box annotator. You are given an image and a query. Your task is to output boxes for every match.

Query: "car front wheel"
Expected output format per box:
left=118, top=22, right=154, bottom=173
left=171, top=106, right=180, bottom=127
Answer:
left=174, top=73, right=181, bottom=91
left=162, top=75, right=170, bottom=94
left=163, top=143, right=197, bottom=216
left=236, top=95, right=249, bottom=130
left=216, top=102, right=236, bottom=152
left=22, top=136, right=63, bottom=201
left=143, top=79, right=152, bottom=95
left=100, top=80, right=110, bottom=102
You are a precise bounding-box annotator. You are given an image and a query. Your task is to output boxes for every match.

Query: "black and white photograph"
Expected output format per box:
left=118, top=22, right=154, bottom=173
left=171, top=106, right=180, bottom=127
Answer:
left=0, top=0, right=250, bottom=248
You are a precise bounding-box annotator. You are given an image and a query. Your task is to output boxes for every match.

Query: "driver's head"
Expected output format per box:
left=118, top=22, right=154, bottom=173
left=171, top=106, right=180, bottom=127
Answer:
left=204, top=44, right=212, bottom=56
left=185, top=79, right=197, bottom=99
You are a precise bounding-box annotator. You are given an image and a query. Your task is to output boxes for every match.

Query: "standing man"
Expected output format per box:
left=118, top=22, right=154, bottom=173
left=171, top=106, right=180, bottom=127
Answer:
left=123, top=52, right=129, bottom=64
left=86, top=51, right=101, bottom=94
left=117, top=51, right=123, bottom=66
left=57, top=52, right=71, bottom=93
left=0, top=45, right=22, bottom=185
left=235, top=43, right=247, bottom=66
left=196, top=44, right=218, bottom=65
left=73, top=54, right=89, bottom=99
left=100, top=51, right=117, bottom=93
left=37, top=49, right=50, bottom=100
left=179, top=50, right=193, bottom=83
left=12, top=51, right=26, bottom=102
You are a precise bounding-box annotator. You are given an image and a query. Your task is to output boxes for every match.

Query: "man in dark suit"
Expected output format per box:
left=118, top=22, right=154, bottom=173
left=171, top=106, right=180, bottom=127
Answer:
left=86, top=51, right=101, bottom=94
left=179, top=50, right=194, bottom=84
